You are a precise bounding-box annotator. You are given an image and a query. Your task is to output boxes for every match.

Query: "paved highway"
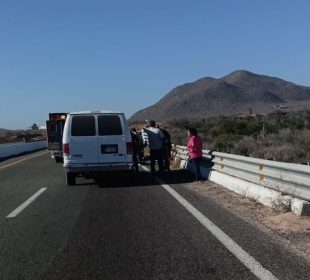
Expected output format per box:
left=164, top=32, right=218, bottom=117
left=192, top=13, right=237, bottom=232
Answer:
left=0, top=151, right=309, bottom=279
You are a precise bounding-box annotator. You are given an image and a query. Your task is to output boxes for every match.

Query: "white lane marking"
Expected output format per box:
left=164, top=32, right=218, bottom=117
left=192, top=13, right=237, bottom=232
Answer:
left=6, top=188, right=47, bottom=218
left=140, top=165, right=278, bottom=280
left=0, top=151, right=49, bottom=171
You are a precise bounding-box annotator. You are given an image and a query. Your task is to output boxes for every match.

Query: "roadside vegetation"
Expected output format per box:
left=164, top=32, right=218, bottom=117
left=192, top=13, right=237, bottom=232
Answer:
left=165, top=110, right=310, bottom=164
left=0, top=129, right=46, bottom=144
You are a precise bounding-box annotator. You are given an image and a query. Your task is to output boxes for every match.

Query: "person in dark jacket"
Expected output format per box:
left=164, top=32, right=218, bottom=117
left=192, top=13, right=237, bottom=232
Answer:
left=157, top=125, right=172, bottom=171
left=130, top=128, right=140, bottom=172
left=135, top=130, right=145, bottom=164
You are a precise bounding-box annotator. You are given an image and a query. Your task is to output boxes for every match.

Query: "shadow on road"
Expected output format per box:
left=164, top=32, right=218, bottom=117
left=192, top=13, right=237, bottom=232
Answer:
left=156, top=169, right=197, bottom=184
left=94, top=171, right=154, bottom=188
left=93, top=167, right=197, bottom=189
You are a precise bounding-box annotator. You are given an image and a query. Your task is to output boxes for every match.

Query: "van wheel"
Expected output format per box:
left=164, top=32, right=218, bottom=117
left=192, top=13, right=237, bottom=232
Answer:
left=66, top=172, right=76, bottom=185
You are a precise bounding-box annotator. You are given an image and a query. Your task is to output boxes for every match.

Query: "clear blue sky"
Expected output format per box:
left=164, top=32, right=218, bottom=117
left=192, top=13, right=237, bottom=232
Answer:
left=1, top=0, right=309, bottom=129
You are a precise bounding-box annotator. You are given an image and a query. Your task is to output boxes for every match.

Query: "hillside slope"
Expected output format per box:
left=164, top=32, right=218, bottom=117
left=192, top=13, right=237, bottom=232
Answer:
left=130, top=70, right=310, bottom=121
left=0, top=128, right=14, bottom=137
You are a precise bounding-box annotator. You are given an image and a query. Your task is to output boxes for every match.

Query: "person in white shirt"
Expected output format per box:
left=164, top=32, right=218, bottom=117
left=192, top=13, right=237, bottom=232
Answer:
left=143, top=120, right=165, bottom=174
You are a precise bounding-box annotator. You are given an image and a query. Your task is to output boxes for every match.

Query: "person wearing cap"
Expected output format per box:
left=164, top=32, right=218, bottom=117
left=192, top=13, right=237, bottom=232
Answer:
left=142, top=120, right=165, bottom=174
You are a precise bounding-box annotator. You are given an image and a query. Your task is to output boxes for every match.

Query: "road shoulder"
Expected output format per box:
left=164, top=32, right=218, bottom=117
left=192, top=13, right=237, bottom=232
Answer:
left=185, top=180, right=310, bottom=263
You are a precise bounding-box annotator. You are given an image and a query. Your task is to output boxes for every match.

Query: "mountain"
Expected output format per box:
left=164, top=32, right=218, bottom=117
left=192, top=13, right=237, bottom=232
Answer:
left=129, top=70, right=310, bottom=122
left=0, top=128, right=15, bottom=137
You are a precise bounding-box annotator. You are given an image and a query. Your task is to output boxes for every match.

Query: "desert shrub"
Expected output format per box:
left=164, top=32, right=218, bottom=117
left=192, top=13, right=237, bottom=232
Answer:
left=265, top=144, right=303, bottom=162
left=293, top=129, right=310, bottom=147
left=166, top=110, right=310, bottom=163
left=287, top=115, right=305, bottom=130
left=277, top=128, right=292, bottom=143
left=213, top=134, right=242, bottom=152
left=169, top=118, right=190, bottom=129
left=231, top=136, right=257, bottom=156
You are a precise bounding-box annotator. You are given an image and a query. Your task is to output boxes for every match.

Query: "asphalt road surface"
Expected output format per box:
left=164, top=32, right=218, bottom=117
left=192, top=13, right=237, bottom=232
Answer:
left=0, top=151, right=309, bottom=279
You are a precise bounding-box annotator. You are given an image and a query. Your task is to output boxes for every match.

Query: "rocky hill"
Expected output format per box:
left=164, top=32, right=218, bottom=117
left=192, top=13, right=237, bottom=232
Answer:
left=0, top=128, right=14, bottom=137
left=130, top=70, right=310, bottom=122
left=0, top=128, right=46, bottom=144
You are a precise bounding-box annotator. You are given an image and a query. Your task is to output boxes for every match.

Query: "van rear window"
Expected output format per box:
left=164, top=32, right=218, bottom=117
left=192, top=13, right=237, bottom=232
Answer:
left=98, top=115, right=123, bottom=135
left=71, top=116, right=96, bottom=136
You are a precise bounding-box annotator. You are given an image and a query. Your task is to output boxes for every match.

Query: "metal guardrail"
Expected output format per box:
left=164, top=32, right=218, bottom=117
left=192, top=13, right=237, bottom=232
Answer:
left=173, top=145, right=310, bottom=201
left=212, top=151, right=310, bottom=201
left=172, top=144, right=211, bottom=160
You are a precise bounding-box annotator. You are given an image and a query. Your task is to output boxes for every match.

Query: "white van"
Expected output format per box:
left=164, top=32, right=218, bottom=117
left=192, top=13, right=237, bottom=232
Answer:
left=62, top=111, right=134, bottom=185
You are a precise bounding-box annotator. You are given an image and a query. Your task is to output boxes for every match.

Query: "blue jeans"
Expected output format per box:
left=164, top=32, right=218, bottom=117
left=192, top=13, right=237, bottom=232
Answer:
left=190, top=157, right=202, bottom=180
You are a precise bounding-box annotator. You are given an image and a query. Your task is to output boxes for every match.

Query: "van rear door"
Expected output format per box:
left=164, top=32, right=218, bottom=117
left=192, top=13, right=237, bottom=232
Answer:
left=69, top=115, right=98, bottom=164
left=97, top=114, right=127, bottom=164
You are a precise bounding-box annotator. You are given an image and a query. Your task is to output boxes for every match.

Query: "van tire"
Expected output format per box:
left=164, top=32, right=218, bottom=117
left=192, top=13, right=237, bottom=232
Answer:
left=66, top=172, right=76, bottom=185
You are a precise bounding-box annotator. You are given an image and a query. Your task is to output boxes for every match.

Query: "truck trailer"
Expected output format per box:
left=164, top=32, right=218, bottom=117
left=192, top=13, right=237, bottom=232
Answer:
left=46, top=113, right=67, bottom=163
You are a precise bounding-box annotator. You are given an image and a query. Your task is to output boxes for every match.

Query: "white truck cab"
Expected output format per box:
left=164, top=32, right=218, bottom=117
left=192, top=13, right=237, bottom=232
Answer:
left=62, top=111, right=134, bottom=185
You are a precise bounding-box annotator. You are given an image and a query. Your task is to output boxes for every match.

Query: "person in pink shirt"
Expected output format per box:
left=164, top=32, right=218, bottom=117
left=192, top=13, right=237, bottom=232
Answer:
left=187, top=127, right=203, bottom=181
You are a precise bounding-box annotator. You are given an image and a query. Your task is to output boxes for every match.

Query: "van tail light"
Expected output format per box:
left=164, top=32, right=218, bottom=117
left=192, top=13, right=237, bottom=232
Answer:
left=63, top=143, right=70, bottom=155
left=126, top=142, right=133, bottom=154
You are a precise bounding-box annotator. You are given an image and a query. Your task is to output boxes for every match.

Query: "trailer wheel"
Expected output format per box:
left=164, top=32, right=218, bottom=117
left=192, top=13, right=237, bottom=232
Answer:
left=55, top=156, right=63, bottom=163
left=66, top=172, right=76, bottom=185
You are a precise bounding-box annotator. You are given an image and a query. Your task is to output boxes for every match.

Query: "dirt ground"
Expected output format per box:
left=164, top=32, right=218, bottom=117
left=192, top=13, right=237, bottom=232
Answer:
left=185, top=180, right=310, bottom=263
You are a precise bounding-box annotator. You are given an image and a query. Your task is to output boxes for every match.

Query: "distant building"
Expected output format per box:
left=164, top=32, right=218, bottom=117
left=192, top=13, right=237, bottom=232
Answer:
left=273, top=104, right=288, bottom=109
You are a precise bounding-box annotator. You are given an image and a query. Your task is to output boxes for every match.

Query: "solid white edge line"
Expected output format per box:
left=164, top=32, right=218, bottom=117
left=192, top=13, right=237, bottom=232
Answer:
left=6, top=188, right=47, bottom=218
left=140, top=165, right=278, bottom=280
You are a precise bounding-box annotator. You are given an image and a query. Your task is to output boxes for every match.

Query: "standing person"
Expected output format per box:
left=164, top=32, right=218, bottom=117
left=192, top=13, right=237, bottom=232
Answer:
left=187, top=127, right=203, bottom=181
left=143, top=120, right=165, bottom=174
left=157, top=125, right=172, bottom=171
left=130, top=128, right=140, bottom=172
left=135, top=130, right=145, bottom=164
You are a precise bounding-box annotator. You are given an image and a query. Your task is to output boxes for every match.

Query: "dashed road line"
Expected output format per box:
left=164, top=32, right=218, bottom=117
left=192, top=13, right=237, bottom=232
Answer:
left=140, top=165, right=279, bottom=280
left=6, top=188, right=47, bottom=218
